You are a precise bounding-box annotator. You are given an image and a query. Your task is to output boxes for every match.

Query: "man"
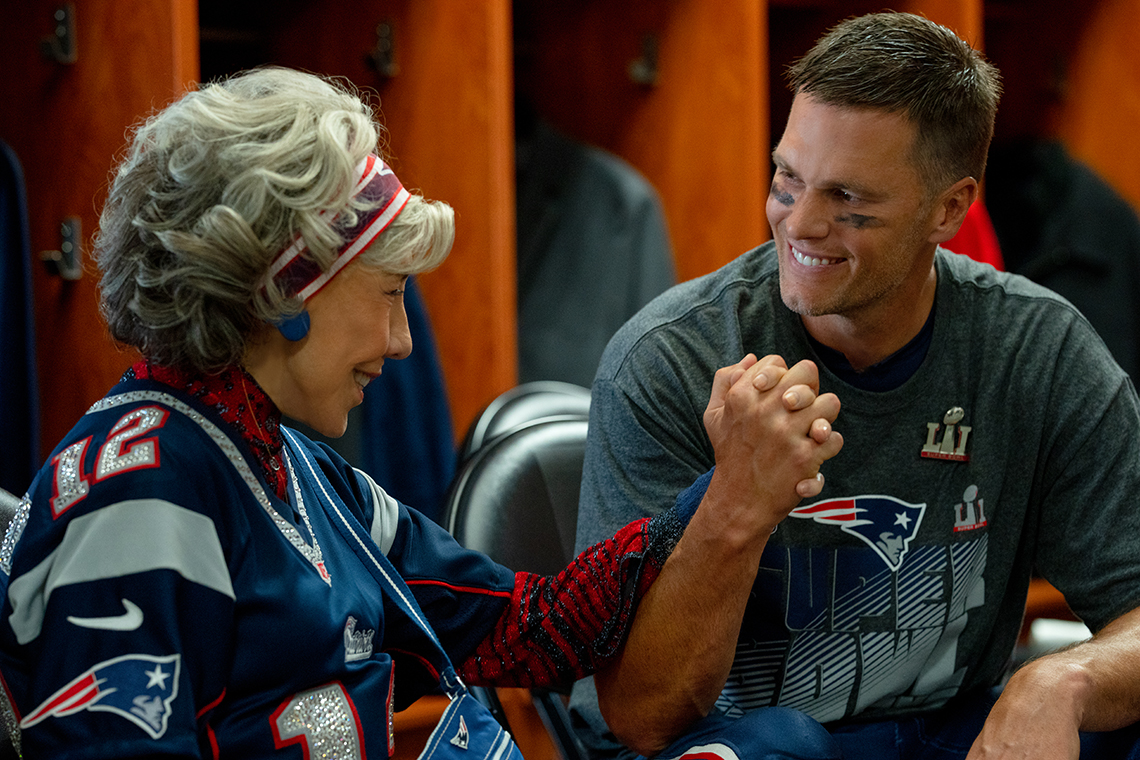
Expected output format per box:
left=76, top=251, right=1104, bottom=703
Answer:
left=571, top=11, right=1140, bottom=760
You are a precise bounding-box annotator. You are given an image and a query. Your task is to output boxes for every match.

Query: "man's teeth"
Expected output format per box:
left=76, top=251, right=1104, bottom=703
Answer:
left=793, top=248, right=836, bottom=267
left=354, top=371, right=373, bottom=389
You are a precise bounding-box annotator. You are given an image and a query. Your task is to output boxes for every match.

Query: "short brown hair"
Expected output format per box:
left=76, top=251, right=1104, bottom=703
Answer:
left=787, top=12, right=1001, bottom=194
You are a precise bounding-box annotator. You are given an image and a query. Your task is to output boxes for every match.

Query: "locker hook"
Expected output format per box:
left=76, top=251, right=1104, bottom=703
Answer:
left=40, top=4, right=77, bottom=65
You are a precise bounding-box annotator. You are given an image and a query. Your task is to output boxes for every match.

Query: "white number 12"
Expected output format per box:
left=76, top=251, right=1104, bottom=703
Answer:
left=50, top=406, right=168, bottom=518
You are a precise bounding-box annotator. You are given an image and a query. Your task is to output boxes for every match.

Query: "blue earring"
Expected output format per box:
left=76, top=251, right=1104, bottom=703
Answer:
left=275, top=310, right=311, bottom=341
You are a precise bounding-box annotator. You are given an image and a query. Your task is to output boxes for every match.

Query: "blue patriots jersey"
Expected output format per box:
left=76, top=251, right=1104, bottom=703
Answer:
left=0, top=377, right=515, bottom=758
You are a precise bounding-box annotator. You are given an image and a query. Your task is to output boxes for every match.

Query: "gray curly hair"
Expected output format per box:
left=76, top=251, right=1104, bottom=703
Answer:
left=96, top=67, right=454, bottom=372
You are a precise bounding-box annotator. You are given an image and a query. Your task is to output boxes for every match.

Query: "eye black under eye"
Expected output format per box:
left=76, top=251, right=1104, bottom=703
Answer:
left=772, top=187, right=794, bottom=207
left=835, top=213, right=876, bottom=229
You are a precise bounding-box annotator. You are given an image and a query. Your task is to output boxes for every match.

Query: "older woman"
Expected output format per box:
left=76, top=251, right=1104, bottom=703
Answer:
left=0, top=68, right=840, bottom=759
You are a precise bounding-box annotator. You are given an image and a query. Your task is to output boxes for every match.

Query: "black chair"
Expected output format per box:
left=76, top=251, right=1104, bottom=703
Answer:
left=459, top=381, right=590, bottom=463
left=443, top=416, right=589, bottom=760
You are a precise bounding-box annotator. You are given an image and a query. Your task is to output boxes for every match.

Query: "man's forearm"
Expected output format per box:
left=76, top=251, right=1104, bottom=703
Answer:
left=595, top=484, right=778, bottom=756
left=1028, top=605, right=1140, bottom=732
left=595, top=355, right=843, bottom=757
left=968, top=605, right=1140, bottom=759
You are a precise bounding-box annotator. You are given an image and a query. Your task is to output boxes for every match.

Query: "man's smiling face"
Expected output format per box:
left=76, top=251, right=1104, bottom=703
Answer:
left=767, top=93, right=940, bottom=325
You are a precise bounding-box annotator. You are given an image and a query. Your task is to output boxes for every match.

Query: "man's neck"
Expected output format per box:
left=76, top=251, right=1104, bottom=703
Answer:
left=802, top=266, right=938, bottom=372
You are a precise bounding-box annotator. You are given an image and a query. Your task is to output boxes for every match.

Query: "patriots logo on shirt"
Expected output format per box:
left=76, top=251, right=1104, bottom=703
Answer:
left=790, top=496, right=926, bottom=571
left=451, top=714, right=470, bottom=750
left=21, top=653, right=180, bottom=739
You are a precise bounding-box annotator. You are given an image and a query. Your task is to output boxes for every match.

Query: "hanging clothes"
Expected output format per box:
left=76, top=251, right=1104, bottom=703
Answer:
left=516, top=121, right=676, bottom=388
left=987, top=139, right=1140, bottom=380
left=0, top=141, right=40, bottom=495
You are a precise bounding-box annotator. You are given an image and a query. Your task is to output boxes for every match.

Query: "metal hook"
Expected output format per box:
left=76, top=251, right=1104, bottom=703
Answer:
left=40, top=216, right=82, bottom=281
left=40, top=4, right=77, bottom=65
left=366, top=22, right=399, bottom=79
left=628, top=34, right=658, bottom=87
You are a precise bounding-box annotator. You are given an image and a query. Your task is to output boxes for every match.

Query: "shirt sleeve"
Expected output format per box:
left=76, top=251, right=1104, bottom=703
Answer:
left=457, top=502, right=690, bottom=690
left=2, top=479, right=236, bottom=758
left=575, top=364, right=715, bottom=558
left=1027, top=326, right=1140, bottom=632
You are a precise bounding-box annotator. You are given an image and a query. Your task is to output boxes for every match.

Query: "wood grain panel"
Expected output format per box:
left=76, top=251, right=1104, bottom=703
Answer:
left=270, top=0, right=517, bottom=438
left=902, top=0, right=985, bottom=46
left=1055, top=0, right=1140, bottom=211
left=521, top=0, right=767, bottom=283
left=0, top=0, right=198, bottom=462
left=378, top=1, right=517, bottom=435
left=625, top=0, right=768, bottom=281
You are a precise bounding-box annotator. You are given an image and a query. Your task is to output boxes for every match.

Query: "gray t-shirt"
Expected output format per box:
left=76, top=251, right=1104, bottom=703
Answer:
left=571, top=241, right=1140, bottom=755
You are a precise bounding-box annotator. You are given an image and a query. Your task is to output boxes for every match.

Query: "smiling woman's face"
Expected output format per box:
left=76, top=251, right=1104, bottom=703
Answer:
left=245, top=258, right=411, bottom=437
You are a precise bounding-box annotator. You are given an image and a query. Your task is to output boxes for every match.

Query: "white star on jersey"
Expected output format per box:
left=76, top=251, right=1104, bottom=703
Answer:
left=145, top=664, right=169, bottom=690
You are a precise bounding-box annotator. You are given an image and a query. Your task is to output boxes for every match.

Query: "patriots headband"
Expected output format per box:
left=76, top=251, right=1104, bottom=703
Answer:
left=266, top=154, right=410, bottom=302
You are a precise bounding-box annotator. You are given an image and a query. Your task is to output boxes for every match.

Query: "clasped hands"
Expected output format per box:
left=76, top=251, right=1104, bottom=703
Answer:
left=703, top=354, right=844, bottom=528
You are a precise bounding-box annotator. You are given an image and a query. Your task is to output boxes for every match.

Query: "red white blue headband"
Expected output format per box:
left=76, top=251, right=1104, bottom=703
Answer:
left=266, top=154, right=410, bottom=303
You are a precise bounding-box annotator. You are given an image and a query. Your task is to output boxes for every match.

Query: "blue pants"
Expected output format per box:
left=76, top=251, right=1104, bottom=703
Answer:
left=654, top=690, right=1140, bottom=760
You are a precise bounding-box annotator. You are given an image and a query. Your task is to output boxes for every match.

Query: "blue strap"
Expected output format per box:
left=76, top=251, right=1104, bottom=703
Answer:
left=285, top=431, right=523, bottom=760
left=282, top=429, right=461, bottom=695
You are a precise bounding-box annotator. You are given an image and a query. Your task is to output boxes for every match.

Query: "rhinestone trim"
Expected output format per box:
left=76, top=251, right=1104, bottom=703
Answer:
left=88, top=391, right=330, bottom=586
left=0, top=494, right=32, bottom=577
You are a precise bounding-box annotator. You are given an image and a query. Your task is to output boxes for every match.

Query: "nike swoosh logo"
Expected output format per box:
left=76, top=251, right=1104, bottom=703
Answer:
left=67, top=598, right=144, bottom=631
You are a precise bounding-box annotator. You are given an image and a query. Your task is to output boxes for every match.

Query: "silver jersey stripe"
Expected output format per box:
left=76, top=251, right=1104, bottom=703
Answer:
left=5, top=388, right=320, bottom=644
left=91, top=391, right=327, bottom=582
left=8, top=498, right=234, bottom=644
left=353, top=467, right=399, bottom=556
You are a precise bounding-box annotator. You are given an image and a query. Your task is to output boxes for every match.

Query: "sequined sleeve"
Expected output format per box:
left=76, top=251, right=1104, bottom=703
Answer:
left=457, top=506, right=686, bottom=689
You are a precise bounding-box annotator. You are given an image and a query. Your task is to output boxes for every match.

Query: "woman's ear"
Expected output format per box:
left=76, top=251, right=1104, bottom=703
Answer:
left=929, top=177, right=979, bottom=244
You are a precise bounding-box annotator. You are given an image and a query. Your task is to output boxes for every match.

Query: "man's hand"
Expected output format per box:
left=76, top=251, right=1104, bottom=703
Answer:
left=967, top=605, right=1140, bottom=759
left=966, top=658, right=1084, bottom=760
left=598, top=354, right=844, bottom=757
left=702, top=353, right=843, bottom=535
